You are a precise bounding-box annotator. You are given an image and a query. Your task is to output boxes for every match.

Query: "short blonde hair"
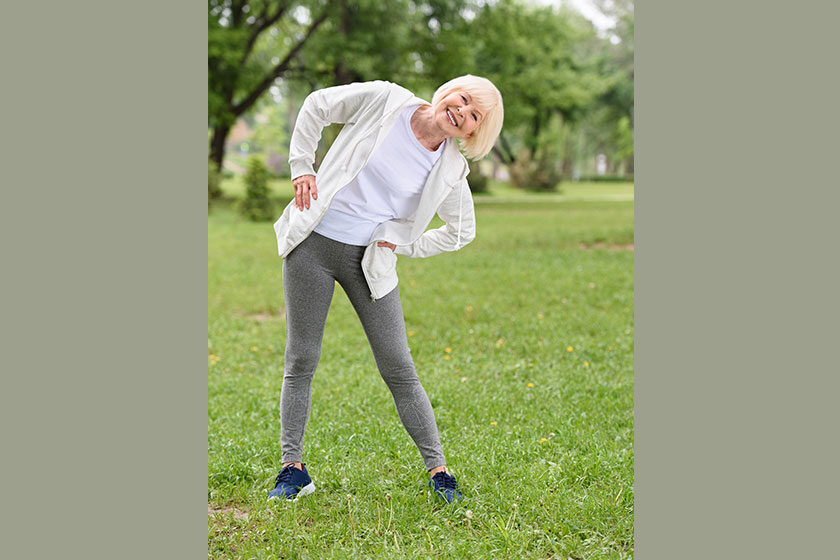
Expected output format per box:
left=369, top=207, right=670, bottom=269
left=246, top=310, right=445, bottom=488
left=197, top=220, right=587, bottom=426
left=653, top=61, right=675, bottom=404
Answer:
left=432, top=75, right=504, bottom=160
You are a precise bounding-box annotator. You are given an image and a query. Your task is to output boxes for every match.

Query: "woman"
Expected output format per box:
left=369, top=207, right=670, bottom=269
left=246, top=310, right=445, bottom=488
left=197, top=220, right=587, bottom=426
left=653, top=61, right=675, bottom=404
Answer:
left=269, top=75, right=504, bottom=504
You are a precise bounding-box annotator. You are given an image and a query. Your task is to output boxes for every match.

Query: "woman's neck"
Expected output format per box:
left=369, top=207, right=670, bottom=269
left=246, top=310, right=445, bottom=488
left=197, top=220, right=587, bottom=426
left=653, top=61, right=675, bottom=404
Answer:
left=410, top=105, right=447, bottom=152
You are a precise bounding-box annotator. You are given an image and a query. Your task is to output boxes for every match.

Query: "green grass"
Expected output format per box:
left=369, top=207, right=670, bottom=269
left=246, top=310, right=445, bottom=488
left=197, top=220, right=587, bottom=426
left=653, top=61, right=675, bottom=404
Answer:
left=208, top=195, right=634, bottom=558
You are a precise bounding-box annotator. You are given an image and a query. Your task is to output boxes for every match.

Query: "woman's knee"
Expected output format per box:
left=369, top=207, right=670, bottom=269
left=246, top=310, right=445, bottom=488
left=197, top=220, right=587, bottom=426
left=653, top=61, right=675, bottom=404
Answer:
left=284, top=350, right=321, bottom=379
left=379, top=362, right=419, bottom=387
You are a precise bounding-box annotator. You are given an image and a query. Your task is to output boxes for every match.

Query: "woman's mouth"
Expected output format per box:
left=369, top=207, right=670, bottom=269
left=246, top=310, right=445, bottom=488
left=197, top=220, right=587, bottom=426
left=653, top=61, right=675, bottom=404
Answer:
left=446, top=108, right=458, bottom=127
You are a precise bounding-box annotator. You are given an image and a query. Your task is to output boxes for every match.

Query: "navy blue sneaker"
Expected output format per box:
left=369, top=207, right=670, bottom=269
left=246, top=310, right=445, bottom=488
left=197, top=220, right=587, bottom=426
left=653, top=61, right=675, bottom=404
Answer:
left=268, top=463, right=316, bottom=502
left=429, top=471, right=463, bottom=503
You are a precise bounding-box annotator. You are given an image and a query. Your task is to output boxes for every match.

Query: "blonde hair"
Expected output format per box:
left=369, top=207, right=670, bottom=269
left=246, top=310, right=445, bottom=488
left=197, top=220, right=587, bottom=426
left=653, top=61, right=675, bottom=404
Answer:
left=432, top=75, right=504, bottom=160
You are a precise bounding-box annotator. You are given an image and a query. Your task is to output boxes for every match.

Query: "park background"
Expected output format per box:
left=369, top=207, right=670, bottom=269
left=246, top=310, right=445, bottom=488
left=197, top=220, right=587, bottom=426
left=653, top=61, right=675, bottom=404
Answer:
left=208, top=0, right=634, bottom=558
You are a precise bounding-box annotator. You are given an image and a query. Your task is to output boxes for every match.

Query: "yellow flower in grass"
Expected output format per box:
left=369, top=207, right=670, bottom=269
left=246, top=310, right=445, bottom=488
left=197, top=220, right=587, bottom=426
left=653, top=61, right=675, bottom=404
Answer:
left=567, top=346, right=573, bottom=352
left=537, top=314, right=544, bottom=320
left=444, top=355, right=451, bottom=360
left=539, top=438, right=548, bottom=444
left=250, top=346, right=258, bottom=352
left=408, top=330, right=416, bottom=337
left=584, top=362, right=590, bottom=367
left=490, top=421, right=497, bottom=426
left=527, top=382, right=534, bottom=388
left=495, top=339, right=505, bottom=348
left=445, top=347, right=452, bottom=353
left=466, top=305, right=473, bottom=312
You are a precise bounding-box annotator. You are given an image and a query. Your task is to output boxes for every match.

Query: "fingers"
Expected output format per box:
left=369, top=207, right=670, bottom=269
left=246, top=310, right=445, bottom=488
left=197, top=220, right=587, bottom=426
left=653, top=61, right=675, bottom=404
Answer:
left=377, top=241, right=396, bottom=252
left=292, top=175, right=317, bottom=211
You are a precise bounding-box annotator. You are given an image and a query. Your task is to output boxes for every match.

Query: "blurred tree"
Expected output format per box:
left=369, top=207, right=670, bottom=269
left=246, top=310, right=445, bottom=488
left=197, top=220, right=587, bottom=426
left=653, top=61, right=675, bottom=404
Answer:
left=461, top=0, right=608, bottom=185
left=591, top=0, right=634, bottom=174
left=210, top=0, right=469, bottom=172
left=250, top=93, right=291, bottom=176
left=209, top=0, right=334, bottom=171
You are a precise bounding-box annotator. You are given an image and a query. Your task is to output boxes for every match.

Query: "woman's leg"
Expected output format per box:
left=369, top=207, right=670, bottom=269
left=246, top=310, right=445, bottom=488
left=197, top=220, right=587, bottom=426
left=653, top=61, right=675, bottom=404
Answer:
left=337, top=248, right=446, bottom=471
left=280, top=233, right=339, bottom=464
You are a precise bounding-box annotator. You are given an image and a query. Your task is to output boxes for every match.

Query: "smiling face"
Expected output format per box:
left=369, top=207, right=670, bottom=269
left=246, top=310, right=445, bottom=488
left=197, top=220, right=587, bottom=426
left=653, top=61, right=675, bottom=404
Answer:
left=432, top=90, right=484, bottom=139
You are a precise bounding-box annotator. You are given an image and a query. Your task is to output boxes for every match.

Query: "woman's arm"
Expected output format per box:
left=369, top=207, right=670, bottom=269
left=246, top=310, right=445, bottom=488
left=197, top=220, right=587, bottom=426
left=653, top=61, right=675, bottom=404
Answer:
left=288, top=81, right=390, bottom=180
left=394, top=179, right=476, bottom=258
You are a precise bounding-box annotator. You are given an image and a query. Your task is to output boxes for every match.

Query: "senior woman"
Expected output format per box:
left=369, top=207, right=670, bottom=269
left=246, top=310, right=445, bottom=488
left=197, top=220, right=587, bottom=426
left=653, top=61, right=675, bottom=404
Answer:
left=269, top=75, right=503, bottom=504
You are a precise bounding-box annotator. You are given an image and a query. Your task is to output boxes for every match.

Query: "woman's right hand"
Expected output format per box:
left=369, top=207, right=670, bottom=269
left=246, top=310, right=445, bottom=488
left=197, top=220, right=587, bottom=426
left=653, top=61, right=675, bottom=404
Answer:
left=292, top=174, right=318, bottom=211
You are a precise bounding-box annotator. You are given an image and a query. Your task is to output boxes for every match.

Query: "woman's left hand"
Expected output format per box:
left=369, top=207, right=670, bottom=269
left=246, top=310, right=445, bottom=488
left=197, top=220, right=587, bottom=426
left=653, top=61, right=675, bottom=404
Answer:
left=377, top=241, right=396, bottom=252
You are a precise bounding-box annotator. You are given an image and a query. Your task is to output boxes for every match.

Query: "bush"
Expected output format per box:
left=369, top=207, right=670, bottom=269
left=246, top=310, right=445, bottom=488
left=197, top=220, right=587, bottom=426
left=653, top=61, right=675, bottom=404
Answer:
left=208, top=160, right=223, bottom=201
left=509, top=151, right=563, bottom=192
left=239, top=156, right=274, bottom=221
left=466, top=159, right=488, bottom=193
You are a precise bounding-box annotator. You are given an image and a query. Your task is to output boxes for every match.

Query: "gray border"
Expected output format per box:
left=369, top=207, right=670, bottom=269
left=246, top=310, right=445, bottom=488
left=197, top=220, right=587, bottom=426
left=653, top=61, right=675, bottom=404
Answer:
left=638, top=1, right=839, bottom=558
left=3, top=3, right=206, bottom=558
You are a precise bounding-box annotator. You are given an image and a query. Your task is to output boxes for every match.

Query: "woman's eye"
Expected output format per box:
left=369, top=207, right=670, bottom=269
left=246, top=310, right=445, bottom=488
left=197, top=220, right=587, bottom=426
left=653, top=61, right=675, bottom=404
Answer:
left=461, top=95, right=467, bottom=103
left=472, top=113, right=477, bottom=121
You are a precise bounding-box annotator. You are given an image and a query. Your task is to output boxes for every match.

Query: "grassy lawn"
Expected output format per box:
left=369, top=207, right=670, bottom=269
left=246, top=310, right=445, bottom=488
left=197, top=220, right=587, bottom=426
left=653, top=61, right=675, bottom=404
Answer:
left=208, top=194, right=634, bottom=558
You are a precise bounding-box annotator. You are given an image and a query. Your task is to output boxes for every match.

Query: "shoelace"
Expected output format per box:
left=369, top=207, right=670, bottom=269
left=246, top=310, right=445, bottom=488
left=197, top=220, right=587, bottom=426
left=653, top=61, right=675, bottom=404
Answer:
left=433, top=471, right=457, bottom=490
left=275, top=466, right=295, bottom=486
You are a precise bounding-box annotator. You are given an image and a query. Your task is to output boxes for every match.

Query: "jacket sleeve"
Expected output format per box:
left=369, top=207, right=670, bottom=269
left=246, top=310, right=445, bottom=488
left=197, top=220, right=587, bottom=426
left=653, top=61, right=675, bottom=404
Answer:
left=394, top=179, right=476, bottom=258
left=288, top=81, right=389, bottom=180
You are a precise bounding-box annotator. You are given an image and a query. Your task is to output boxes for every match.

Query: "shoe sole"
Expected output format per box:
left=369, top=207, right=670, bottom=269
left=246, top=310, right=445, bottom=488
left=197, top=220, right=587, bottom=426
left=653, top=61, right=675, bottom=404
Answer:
left=268, top=482, right=316, bottom=503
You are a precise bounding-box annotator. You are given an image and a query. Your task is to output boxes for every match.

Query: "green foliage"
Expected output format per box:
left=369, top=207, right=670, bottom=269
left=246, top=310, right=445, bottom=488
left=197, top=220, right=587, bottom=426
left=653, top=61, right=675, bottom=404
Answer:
left=208, top=160, right=223, bottom=201
left=239, top=156, right=274, bottom=222
left=208, top=198, right=634, bottom=558
left=294, top=0, right=470, bottom=92
left=251, top=100, right=290, bottom=175
left=466, top=159, right=488, bottom=194
left=466, top=1, right=608, bottom=155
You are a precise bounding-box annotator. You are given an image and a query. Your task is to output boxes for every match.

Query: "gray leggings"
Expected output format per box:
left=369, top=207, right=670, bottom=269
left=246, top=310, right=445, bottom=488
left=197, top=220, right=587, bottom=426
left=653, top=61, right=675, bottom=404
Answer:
left=280, top=231, right=446, bottom=470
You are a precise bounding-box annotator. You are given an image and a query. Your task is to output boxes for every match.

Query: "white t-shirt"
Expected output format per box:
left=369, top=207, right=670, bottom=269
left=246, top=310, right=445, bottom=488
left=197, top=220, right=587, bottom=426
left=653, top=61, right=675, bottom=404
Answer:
left=314, top=105, right=443, bottom=245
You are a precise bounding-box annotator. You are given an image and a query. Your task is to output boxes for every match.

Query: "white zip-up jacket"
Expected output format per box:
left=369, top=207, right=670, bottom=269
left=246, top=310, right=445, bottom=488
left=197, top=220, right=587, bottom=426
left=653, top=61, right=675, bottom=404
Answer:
left=273, top=80, right=476, bottom=301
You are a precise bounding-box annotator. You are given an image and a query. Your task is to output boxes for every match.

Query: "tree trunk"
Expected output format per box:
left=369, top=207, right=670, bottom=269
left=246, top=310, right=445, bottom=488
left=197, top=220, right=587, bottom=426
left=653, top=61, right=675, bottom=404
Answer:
left=209, top=122, right=232, bottom=172
left=208, top=6, right=332, bottom=172
left=529, top=113, right=541, bottom=159
left=624, top=154, right=634, bottom=176
left=561, top=134, right=573, bottom=179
